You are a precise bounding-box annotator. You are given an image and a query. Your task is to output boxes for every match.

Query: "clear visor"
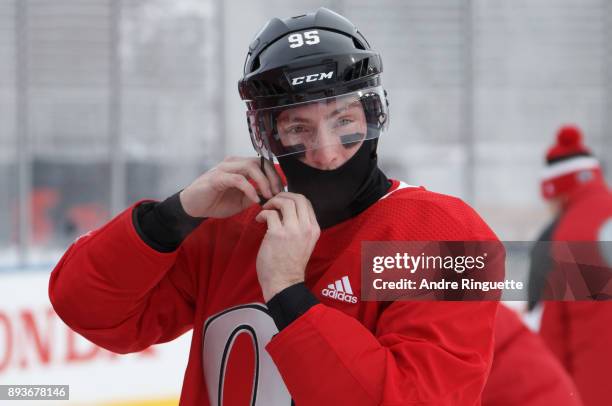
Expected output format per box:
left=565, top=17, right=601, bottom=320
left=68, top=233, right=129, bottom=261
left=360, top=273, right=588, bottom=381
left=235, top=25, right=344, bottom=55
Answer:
left=247, top=86, right=388, bottom=159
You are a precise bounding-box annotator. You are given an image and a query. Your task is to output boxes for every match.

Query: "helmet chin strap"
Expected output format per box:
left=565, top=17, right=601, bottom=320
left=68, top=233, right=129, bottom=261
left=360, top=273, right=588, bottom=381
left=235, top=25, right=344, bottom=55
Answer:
left=258, top=156, right=268, bottom=206
left=258, top=155, right=281, bottom=206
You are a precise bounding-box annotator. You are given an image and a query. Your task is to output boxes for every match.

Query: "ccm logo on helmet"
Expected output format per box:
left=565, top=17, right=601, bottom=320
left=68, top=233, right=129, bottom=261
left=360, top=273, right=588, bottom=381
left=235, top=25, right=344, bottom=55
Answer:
left=291, top=71, right=334, bottom=86
left=321, top=288, right=358, bottom=304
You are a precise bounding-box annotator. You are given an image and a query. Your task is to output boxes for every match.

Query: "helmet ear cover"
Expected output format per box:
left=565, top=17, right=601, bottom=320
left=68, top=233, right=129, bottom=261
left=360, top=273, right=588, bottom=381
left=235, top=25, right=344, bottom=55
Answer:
left=247, top=110, right=279, bottom=160
left=360, top=90, right=388, bottom=138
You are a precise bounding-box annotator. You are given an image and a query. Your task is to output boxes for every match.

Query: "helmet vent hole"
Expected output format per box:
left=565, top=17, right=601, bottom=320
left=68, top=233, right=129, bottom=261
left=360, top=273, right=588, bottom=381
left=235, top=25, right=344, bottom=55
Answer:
left=343, top=58, right=372, bottom=82
left=272, top=83, right=285, bottom=95
left=251, top=56, right=261, bottom=72
left=251, top=81, right=262, bottom=93
left=353, top=60, right=363, bottom=80
left=262, top=82, right=275, bottom=96
left=352, top=37, right=366, bottom=50
left=343, top=69, right=352, bottom=82
left=360, top=58, right=369, bottom=77
left=249, top=80, right=285, bottom=97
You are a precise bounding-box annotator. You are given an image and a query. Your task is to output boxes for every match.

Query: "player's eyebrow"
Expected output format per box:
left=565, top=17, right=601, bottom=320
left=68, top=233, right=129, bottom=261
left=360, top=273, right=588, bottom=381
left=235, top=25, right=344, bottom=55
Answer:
left=278, top=98, right=360, bottom=125
left=278, top=116, right=312, bottom=125
left=325, top=99, right=360, bottom=120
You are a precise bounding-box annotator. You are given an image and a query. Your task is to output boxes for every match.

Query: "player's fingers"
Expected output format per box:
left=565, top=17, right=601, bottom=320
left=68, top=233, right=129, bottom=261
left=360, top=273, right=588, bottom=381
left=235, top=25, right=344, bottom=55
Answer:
left=277, top=192, right=312, bottom=227
left=262, top=195, right=298, bottom=226
left=261, top=158, right=284, bottom=195
left=306, top=196, right=318, bottom=226
left=255, top=209, right=282, bottom=230
left=219, top=158, right=273, bottom=199
left=244, top=160, right=275, bottom=199
left=292, top=193, right=320, bottom=234
left=216, top=172, right=259, bottom=204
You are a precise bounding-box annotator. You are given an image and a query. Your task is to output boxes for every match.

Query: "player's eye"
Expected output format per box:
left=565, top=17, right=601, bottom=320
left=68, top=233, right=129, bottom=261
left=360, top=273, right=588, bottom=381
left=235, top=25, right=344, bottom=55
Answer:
left=334, top=117, right=354, bottom=128
left=286, top=125, right=309, bottom=134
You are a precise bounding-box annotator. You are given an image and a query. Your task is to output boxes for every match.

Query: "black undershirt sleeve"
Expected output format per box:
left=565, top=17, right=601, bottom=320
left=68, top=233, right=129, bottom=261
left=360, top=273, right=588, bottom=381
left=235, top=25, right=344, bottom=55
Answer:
left=132, top=191, right=205, bottom=253
left=266, top=282, right=320, bottom=331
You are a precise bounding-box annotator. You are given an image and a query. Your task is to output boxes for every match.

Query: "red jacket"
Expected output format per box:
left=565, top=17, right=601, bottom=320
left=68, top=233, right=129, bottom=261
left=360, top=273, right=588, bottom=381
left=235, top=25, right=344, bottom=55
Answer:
left=483, top=305, right=582, bottom=406
left=540, top=179, right=612, bottom=406
left=49, top=180, right=500, bottom=405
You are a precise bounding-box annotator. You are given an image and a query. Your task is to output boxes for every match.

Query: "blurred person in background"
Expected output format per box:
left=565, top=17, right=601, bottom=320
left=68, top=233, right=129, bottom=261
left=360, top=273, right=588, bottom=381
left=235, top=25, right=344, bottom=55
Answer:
left=528, top=125, right=612, bottom=405
left=482, top=304, right=583, bottom=406
left=49, top=8, right=503, bottom=405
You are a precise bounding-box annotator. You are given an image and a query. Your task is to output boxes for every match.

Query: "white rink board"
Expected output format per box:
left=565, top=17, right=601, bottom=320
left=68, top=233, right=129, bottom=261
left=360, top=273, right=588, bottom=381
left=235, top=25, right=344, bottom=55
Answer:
left=0, top=269, right=191, bottom=405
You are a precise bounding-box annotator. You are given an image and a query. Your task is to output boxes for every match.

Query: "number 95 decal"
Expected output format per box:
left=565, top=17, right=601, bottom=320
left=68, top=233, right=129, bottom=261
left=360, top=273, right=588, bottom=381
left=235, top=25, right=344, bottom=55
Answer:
left=288, top=30, right=320, bottom=48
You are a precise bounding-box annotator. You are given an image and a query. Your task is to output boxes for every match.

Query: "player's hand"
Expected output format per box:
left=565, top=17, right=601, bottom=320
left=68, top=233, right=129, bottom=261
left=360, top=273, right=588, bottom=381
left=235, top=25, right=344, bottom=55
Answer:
left=179, top=156, right=282, bottom=218
left=255, top=192, right=320, bottom=302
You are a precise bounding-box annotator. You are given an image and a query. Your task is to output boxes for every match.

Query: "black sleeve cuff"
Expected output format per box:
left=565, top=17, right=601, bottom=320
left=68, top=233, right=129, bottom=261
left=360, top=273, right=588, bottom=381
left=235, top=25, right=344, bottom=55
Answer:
left=266, top=282, right=320, bottom=331
left=132, top=191, right=205, bottom=253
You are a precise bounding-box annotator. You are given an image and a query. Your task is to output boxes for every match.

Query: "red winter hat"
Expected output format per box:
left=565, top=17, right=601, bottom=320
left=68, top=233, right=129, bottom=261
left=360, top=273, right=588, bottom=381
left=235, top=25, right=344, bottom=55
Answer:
left=545, top=125, right=591, bottom=163
left=541, top=125, right=601, bottom=199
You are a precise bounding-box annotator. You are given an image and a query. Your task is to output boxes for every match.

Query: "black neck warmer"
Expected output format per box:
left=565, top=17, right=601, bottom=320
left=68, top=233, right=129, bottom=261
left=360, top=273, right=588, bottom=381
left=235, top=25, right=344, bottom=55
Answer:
left=277, top=139, right=391, bottom=229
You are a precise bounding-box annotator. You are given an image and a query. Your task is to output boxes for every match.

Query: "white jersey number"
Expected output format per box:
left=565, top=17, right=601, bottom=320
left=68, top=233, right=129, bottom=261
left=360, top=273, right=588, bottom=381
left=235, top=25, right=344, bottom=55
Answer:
left=202, top=304, right=292, bottom=406
left=288, top=30, right=320, bottom=48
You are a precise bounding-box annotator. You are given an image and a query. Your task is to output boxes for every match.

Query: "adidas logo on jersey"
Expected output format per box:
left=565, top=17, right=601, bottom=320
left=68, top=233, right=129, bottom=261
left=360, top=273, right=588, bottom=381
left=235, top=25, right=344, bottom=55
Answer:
left=321, top=276, right=358, bottom=304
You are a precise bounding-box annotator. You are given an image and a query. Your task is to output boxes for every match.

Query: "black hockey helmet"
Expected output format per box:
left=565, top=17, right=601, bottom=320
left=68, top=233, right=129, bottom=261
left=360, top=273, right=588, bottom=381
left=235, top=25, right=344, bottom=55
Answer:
left=238, top=7, right=389, bottom=160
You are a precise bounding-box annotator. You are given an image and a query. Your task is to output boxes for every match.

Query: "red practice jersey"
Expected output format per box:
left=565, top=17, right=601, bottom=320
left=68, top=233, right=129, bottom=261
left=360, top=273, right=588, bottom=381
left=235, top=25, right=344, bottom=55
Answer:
left=50, top=180, right=501, bottom=405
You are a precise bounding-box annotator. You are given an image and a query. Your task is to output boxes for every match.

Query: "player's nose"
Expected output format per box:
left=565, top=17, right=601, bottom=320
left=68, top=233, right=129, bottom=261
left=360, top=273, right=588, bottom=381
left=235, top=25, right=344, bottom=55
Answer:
left=307, top=145, right=342, bottom=170
left=306, top=126, right=343, bottom=170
